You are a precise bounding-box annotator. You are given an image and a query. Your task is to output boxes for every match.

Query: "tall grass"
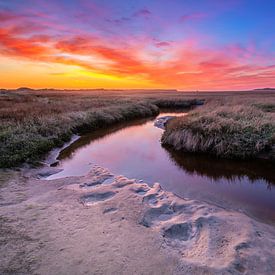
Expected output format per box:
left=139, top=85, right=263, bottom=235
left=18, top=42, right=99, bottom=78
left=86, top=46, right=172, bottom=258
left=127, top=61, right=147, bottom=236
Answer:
left=162, top=96, right=275, bottom=159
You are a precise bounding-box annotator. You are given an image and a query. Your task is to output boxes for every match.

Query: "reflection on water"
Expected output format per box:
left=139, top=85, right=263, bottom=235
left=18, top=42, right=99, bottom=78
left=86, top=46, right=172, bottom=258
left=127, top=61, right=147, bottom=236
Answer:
left=165, top=147, right=275, bottom=186
left=47, top=111, right=275, bottom=224
left=58, top=117, right=154, bottom=161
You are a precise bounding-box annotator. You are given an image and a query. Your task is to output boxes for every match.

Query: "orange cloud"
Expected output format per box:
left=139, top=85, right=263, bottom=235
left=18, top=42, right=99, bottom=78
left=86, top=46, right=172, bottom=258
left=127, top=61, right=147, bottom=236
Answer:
left=0, top=27, right=52, bottom=58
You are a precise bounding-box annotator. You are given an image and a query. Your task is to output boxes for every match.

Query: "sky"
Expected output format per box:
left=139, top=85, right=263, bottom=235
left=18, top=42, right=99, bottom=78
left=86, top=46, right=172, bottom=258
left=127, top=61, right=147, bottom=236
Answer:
left=0, top=0, right=275, bottom=90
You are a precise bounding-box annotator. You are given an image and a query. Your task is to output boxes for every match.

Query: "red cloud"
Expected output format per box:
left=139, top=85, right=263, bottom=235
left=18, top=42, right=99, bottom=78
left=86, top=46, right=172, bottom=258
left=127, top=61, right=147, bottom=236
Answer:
left=0, top=27, right=52, bottom=58
left=55, top=35, right=147, bottom=75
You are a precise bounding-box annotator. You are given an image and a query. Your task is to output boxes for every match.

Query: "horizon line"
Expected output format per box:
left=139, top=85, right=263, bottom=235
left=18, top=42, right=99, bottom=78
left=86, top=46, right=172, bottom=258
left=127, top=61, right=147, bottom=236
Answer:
left=1, top=87, right=275, bottom=92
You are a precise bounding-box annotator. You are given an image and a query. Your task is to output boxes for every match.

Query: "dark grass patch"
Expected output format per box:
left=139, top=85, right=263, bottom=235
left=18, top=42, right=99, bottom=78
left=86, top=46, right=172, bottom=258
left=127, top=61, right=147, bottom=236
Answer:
left=254, top=103, right=275, bottom=113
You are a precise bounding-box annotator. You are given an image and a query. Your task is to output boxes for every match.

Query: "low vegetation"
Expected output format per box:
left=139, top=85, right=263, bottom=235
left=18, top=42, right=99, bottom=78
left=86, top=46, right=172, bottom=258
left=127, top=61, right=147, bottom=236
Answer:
left=2, top=89, right=274, bottom=167
left=0, top=89, right=201, bottom=168
left=162, top=95, right=275, bottom=160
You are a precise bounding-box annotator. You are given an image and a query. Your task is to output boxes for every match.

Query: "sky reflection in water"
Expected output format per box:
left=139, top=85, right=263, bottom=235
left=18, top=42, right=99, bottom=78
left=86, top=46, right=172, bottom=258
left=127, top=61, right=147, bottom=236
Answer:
left=48, top=112, right=275, bottom=224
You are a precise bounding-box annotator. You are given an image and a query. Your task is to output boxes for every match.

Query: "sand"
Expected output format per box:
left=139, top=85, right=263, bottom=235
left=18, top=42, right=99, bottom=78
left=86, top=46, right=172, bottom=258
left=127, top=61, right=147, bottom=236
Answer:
left=154, top=116, right=176, bottom=129
left=1, top=165, right=275, bottom=274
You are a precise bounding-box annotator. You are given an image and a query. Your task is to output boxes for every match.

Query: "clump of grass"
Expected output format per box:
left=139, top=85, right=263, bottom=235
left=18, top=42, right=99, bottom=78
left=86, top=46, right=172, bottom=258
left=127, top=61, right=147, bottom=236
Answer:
left=162, top=97, right=275, bottom=159
left=254, top=103, right=275, bottom=113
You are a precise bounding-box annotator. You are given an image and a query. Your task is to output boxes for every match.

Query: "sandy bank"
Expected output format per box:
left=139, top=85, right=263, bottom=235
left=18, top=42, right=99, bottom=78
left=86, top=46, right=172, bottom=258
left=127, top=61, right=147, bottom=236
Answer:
left=1, top=166, right=275, bottom=274
left=154, top=116, right=176, bottom=129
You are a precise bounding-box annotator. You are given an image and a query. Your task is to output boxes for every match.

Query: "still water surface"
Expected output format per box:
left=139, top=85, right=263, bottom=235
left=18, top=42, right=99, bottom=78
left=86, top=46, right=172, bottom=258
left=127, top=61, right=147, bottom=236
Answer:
left=48, top=111, right=275, bottom=224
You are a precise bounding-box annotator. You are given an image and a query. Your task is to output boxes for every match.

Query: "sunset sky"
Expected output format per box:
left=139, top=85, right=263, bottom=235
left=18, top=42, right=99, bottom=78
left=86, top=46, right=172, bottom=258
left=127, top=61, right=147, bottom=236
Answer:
left=0, top=0, right=275, bottom=90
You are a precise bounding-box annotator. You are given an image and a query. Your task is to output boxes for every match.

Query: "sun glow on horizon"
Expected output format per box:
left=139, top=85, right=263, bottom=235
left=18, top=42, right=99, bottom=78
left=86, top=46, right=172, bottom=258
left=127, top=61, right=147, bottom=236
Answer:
left=0, top=0, right=275, bottom=90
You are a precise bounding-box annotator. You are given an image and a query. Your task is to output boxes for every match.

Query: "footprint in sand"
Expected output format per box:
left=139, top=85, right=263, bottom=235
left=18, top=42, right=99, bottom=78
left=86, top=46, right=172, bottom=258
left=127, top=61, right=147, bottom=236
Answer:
left=80, top=175, right=114, bottom=188
left=163, top=223, right=193, bottom=241
left=130, top=185, right=150, bottom=195
left=80, top=191, right=116, bottom=206
left=140, top=203, right=175, bottom=227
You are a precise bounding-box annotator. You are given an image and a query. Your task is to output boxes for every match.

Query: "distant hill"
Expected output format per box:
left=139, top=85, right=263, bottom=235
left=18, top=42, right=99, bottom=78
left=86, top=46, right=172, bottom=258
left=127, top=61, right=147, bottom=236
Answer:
left=16, top=87, right=35, bottom=92
left=253, top=88, right=275, bottom=91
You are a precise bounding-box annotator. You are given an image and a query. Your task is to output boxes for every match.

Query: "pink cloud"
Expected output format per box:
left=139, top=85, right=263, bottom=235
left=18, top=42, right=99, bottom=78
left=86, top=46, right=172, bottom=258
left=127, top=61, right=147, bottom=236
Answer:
left=0, top=10, right=19, bottom=22
left=155, top=41, right=171, bottom=48
left=180, top=12, right=208, bottom=23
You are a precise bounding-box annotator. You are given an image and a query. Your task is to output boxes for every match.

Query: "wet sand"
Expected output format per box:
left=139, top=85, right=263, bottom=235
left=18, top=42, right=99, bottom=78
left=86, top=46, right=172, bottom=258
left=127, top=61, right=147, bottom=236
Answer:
left=1, top=166, right=275, bottom=274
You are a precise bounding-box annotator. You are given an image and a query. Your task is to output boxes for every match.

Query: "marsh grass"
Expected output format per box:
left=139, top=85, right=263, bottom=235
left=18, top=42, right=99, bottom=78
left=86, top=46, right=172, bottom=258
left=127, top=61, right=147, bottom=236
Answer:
left=1, top=89, right=202, bottom=168
left=0, top=98, right=158, bottom=167
left=162, top=95, right=275, bottom=159
left=2, top=89, right=273, bottom=167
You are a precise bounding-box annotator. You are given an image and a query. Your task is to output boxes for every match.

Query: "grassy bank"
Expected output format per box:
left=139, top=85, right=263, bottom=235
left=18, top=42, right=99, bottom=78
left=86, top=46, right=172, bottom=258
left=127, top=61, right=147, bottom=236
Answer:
left=0, top=89, right=202, bottom=168
left=3, top=89, right=273, bottom=167
left=0, top=97, right=157, bottom=167
left=162, top=95, right=275, bottom=160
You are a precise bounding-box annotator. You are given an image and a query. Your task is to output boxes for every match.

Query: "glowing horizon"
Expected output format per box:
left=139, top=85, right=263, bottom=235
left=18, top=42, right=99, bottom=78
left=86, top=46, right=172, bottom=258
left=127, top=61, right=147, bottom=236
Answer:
left=1, top=0, right=275, bottom=90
